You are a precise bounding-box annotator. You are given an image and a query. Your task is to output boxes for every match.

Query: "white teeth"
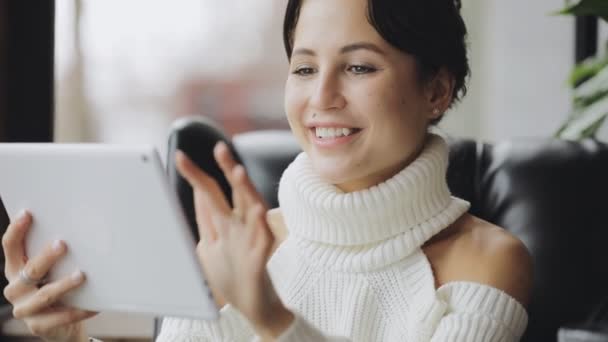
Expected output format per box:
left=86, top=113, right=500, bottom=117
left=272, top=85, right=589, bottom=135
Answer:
left=315, top=127, right=356, bottom=139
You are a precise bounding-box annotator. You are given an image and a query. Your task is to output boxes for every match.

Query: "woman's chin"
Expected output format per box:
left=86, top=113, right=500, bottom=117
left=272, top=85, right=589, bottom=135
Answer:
left=307, top=149, right=366, bottom=184
left=311, top=163, right=358, bottom=187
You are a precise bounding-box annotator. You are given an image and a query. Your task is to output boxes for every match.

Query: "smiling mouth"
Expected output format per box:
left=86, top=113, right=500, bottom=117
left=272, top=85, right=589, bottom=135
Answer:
left=311, top=127, right=363, bottom=139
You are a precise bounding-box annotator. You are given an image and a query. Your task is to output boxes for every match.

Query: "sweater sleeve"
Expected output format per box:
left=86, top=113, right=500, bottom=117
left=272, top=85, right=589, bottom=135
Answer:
left=155, top=304, right=256, bottom=342
left=156, top=306, right=348, bottom=342
left=156, top=282, right=527, bottom=341
left=429, top=281, right=529, bottom=342
left=275, top=282, right=528, bottom=342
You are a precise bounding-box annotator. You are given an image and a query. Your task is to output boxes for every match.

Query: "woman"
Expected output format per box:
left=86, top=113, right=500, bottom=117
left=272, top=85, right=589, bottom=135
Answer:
left=2, top=0, right=533, bottom=340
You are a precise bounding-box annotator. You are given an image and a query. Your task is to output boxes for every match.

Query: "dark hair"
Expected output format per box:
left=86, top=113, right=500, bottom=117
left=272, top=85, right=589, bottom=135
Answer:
left=283, top=0, right=470, bottom=123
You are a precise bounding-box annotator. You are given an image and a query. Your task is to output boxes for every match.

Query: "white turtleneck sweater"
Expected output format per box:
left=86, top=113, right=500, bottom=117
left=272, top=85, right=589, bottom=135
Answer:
left=156, top=134, right=529, bottom=341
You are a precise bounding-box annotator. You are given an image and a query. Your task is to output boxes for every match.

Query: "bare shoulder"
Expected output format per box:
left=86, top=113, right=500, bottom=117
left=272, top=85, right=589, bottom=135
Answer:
left=423, top=213, right=533, bottom=307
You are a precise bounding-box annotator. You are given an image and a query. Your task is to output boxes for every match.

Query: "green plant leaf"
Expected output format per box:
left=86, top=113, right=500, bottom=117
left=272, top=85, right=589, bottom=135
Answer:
left=556, top=93, right=608, bottom=140
left=572, top=65, right=608, bottom=107
left=555, top=0, right=608, bottom=21
left=580, top=115, right=606, bottom=138
left=555, top=0, right=608, bottom=140
left=568, top=56, right=608, bottom=87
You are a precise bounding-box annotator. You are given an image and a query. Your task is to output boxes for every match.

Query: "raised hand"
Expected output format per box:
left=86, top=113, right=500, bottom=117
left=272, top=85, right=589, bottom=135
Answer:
left=175, top=141, right=286, bottom=329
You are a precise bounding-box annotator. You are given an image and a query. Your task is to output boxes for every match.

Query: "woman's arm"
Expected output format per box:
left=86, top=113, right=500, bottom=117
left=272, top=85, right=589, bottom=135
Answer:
left=429, top=282, right=529, bottom=342
left=429, top=235, right=532, bottom=342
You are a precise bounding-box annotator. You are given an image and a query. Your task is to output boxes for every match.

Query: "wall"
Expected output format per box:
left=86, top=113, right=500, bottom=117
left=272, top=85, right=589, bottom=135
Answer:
left=442, top=0, right=575, bottom=142
left=54, top=0, right=589, bottom=145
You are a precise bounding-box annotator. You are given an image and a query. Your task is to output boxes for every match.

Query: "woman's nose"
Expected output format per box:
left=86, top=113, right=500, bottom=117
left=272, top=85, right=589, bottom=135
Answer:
left=309, top=72, right=346, bottom=111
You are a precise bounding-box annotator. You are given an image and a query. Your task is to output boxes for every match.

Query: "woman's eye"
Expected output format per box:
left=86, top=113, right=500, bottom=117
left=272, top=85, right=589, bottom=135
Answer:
left=348, top=65, right=376, bottom=74
left=293, top=67, right=315, bottom=76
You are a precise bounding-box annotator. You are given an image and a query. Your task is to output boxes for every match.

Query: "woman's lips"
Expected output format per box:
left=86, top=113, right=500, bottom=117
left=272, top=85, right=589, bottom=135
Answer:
left=309, top=128, right=363, bottom=148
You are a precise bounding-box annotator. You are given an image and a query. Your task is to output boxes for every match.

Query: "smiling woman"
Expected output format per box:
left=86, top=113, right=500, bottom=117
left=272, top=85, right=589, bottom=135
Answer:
left=283, top=0, right=468, bottom=193
left=154, top=0, right=531, bottom=341
left=2, top=0, right=532, bottom=341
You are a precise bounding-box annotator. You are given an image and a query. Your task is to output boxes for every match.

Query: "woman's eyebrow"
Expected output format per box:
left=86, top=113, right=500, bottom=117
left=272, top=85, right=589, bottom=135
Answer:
left=292, top=48, right=316, bottom=57
left=340, top=42, right=385, bottom=55
left=292, top=42, right=386, bottom=57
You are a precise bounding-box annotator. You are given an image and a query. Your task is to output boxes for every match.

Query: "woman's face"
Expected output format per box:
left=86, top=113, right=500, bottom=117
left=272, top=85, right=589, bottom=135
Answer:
left=284, top=0, right=443, bottom=192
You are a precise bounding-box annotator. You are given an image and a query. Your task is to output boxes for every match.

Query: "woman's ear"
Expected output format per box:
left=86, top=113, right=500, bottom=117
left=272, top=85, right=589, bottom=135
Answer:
left=425, top=68, right=455, bottom=120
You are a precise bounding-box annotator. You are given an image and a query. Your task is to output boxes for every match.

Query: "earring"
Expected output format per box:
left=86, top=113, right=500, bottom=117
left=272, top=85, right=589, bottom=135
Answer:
left=433, top=108, right=440, bottom=115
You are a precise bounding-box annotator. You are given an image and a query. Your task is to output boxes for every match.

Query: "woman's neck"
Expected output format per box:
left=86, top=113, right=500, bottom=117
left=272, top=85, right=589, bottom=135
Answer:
left=335, top=135, right=429, bottom=193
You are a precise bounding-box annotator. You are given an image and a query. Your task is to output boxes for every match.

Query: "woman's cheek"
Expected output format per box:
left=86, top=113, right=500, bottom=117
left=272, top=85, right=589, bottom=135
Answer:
left=284, top=110, right=309, bottom=151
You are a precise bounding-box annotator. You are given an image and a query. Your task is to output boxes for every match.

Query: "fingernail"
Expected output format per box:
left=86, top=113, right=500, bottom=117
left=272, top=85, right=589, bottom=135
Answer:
left=17, top=210, right=29, bottom=223
left=52, top=240, right=65, bottom=253
left=71, top=270, right=84, bottom=282
left=215, top=141, right=227, bottom=152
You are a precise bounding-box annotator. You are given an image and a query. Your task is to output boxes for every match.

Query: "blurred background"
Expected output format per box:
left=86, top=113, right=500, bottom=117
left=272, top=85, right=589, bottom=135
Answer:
left=1, top=0, right=607, bottom=340
left=51, top=0, right=608, bottom=152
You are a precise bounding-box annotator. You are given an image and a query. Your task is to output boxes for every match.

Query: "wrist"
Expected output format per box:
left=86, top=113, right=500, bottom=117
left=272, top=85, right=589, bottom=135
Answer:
left=42, top=331, right=89, bottom=342
left=253, top=301, right=295, bottom=341
left=41, top=324, right=89, bottom=342
left=67, top=323, right=90, bottom=342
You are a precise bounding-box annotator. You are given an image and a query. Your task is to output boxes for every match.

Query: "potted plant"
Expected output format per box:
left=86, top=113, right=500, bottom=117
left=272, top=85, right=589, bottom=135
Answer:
left=555, top=0, right=608, bottom=140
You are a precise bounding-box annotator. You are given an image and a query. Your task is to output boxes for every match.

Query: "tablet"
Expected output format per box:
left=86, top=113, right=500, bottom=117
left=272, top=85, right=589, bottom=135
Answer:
left=0, top=143, right=219, bottom=320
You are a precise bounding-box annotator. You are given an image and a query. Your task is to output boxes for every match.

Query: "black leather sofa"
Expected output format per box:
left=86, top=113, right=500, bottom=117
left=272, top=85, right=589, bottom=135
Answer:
left=160, top=117, right=608, bottom=342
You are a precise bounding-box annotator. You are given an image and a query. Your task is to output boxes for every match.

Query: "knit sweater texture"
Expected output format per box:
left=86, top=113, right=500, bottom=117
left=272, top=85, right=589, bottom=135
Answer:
left=156, top=134, right=529, bottom=341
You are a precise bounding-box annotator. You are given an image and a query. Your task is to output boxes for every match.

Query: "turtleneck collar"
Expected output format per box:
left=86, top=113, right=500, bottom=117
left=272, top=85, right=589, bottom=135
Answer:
left=277, top=134, right=470, bottom=272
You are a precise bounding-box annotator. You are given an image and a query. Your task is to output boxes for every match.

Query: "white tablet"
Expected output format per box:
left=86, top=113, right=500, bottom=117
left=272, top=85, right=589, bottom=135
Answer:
left=0, top=143, right=219, bottom=320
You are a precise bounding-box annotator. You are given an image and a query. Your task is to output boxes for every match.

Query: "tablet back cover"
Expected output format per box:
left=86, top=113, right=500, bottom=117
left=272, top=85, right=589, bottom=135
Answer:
left=0, top=144, right=218, bottom=320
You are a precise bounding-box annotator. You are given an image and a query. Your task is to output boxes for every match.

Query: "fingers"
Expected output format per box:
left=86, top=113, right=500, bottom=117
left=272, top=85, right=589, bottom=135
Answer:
left=175, top=150, right=231, bottom=243
left=2, top=210, right=33, bottom=278
left=12, top=270, right=86, bottom=319
left=25, top=308, right=98, bottom=337
left=214, top=142, right=246, bottom=216
left=175, top=150, right=231, bottom=214
left=25, top=240, right=66, bottom=284
left=193, top=190, right=218, bottom=243
left=176, top=145, right=269, bottom=249
left=213, top=142, right=266, bottom=212
left=232, top=161, right=266, bottom=209
left=244, top=204, right=263, bottom=248
left=245, top=204, right=274, bottom=253
left=230, top=165, right=249, bottom=218
left=213, top=141, right=238, bottom=172
left=4, top=240, right=69, bottom=304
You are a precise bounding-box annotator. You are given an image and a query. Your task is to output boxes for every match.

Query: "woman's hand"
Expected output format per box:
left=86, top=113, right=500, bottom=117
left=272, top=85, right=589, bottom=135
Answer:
left=175, top=141, right=292, bottom=332
left=2, top=211, right=98, bottom=342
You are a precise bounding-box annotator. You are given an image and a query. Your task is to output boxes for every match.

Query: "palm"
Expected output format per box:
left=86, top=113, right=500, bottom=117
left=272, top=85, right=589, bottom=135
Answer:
left=196, top=215, right=271, bottom=301
left=44, top=323, right=81, bottom=341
